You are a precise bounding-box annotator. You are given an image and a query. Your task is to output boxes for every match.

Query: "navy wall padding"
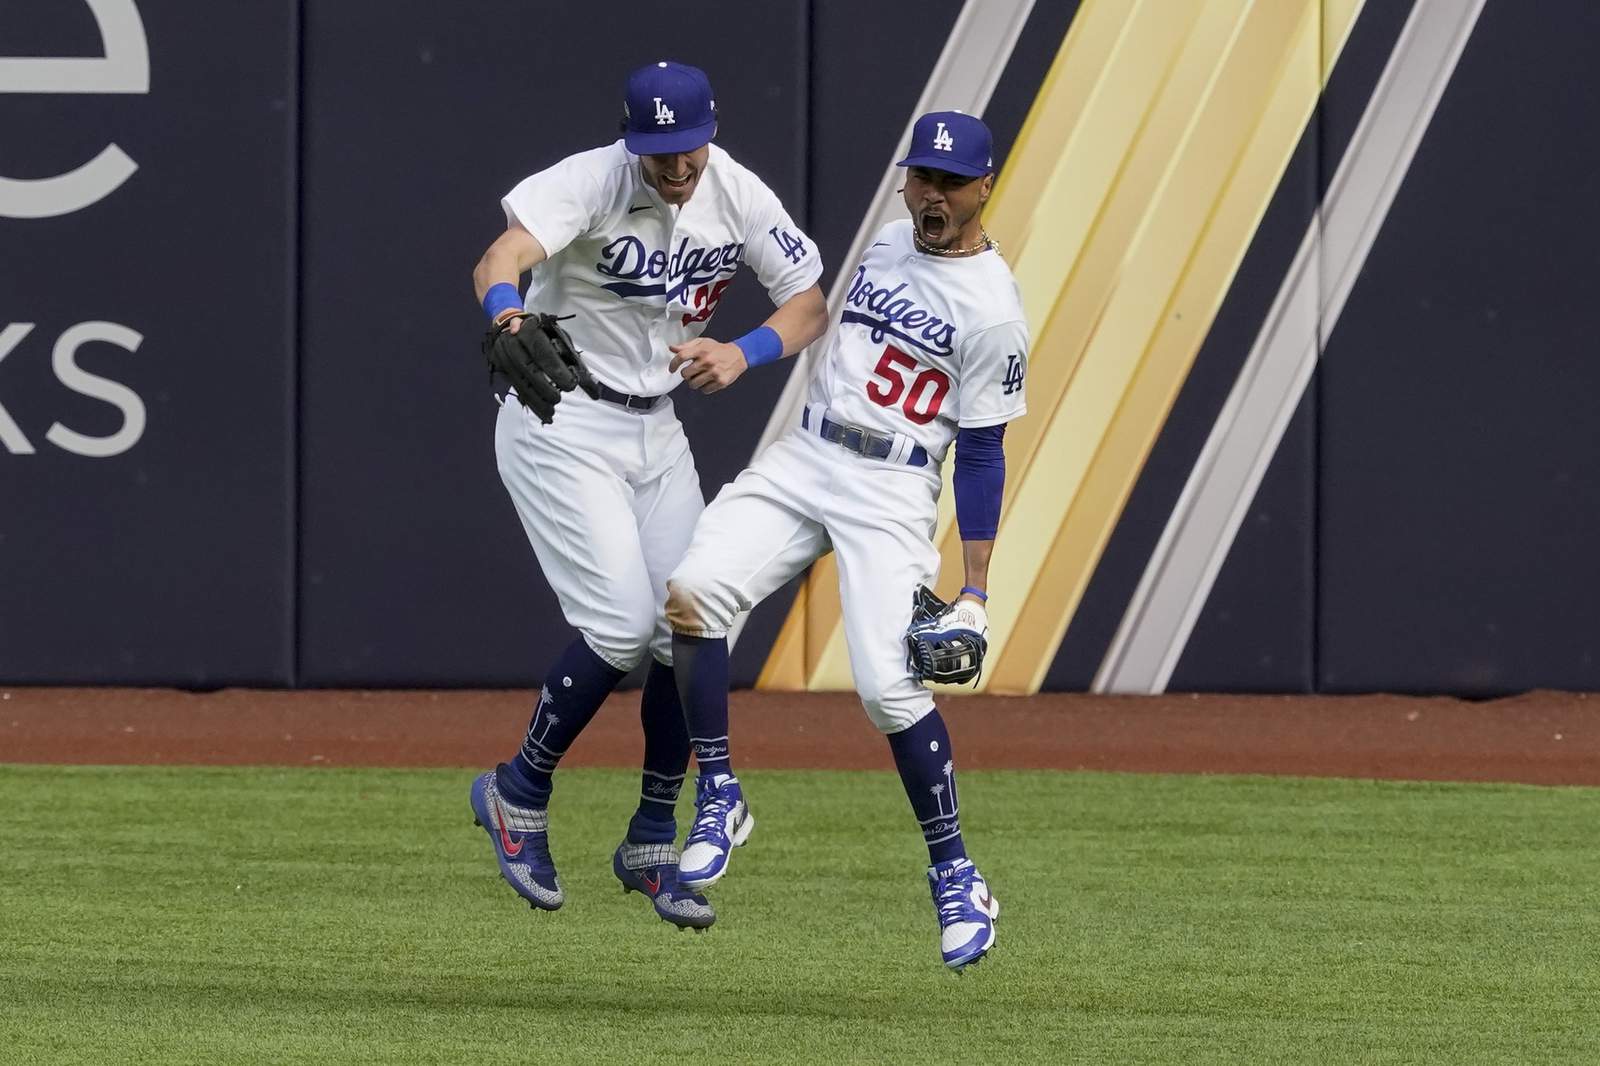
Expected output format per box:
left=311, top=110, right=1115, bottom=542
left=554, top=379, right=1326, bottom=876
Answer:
left=0, top=1, right=295, bottom=685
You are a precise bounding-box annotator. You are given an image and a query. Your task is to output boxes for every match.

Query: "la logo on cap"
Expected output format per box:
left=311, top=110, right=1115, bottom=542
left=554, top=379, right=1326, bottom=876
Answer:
left=895, top=109, right=994, bottom=178
left=623, top=60, right=716, bottom=154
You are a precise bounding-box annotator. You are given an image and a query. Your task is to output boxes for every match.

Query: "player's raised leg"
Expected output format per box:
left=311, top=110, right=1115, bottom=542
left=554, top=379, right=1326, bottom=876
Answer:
left=889, top=711, right=998, bottom=972
left=665, top=443, right=830, bottom=890
left=611, top=420, right=715, bottom=928
left=611, top=660, right=715, bottom=929
left=829, top=480, right=999, bottom=971
left=471, top=397, right=663, bottom=911
left=670, top=635, right=744, bottom=892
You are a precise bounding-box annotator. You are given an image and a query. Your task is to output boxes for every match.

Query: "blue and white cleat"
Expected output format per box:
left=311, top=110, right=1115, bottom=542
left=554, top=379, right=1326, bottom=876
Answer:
left=678, top=773, right=754, bottom=891
left=928, top=857, right=999, bottom=971
left=469, top=770, right=563, bottom=910
left=613, top=841, right=716, bottom=930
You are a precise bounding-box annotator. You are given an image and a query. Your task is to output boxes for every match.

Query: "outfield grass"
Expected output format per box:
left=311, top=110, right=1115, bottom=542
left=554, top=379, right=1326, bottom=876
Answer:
left=0, top=765, right=1596, bottom=1064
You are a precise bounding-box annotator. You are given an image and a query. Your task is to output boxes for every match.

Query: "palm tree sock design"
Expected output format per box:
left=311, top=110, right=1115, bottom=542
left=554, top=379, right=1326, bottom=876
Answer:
left=886, top=708, right=967, bottom=865
left=496, top=638, right=627, bottom=808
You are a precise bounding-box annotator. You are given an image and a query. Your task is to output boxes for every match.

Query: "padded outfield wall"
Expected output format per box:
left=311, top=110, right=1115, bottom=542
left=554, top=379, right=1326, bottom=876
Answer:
left=2, top=0, right=1596, bottom=694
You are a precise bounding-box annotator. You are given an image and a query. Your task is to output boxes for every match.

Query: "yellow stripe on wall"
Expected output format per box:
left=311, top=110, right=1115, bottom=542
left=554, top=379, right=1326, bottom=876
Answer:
left=761, top=0, right=1365, bottom=696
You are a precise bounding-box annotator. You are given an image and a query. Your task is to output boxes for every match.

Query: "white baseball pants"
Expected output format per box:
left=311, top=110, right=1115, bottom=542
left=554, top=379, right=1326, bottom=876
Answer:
left=667, top=427, right=942, bottom=732
left=495, top=390, right=704, bottom=671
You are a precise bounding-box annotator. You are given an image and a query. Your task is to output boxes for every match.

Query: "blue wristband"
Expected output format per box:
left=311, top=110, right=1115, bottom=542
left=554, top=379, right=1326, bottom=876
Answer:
left=732, top=325, right=784, bottom=368
left=482, top=283, right=523, bottom=322
left=960, top=586, right=988, bottom=602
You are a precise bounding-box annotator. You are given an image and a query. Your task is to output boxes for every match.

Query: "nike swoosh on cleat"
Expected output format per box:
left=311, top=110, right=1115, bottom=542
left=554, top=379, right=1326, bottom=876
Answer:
left=977, top=891, right=994, bottom=912
left=642, top=870, right=661, bottom=894
left=494, top=798, right=524, bottom=857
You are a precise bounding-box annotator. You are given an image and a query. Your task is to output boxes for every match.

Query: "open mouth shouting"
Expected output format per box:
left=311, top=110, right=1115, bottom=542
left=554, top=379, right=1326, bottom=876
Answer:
left=917, top=206, right=950, bottom=245
left=659, top=170, right=695, bottom=194
left=642, top=148, right=708, bottom=204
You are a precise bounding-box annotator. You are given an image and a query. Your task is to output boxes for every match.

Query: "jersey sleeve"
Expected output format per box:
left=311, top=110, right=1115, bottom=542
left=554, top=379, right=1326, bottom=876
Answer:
left=501, top=155, right=607, bottom=260
left=957, top=319, right=1029, bottom=428
left=741, top=186, right=824, bottom=307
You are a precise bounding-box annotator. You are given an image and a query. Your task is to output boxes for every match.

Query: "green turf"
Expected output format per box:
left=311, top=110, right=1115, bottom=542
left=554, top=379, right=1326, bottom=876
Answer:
left=1, top=765, right=1596, bottom=1064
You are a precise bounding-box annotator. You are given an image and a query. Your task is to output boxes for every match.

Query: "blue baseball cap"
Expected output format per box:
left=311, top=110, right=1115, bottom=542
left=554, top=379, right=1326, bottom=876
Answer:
left=896, top=110, right=994, bottom=178
left=622, top=61, right=717, bottom=155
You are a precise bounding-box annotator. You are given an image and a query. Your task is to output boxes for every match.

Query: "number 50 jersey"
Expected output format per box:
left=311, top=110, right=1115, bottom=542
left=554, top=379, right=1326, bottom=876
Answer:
left=806, top=220, right=1029, bottom=465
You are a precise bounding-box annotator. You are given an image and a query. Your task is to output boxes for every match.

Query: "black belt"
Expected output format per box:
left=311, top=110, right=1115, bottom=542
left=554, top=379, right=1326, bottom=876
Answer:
left=595, top=383, right=662, bottom=411
left=802, top=408, right=929, bottom=467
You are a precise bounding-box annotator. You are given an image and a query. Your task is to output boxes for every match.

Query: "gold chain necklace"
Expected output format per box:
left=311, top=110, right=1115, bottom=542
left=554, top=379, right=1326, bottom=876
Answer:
left=912, top=226, right=997, bottom=258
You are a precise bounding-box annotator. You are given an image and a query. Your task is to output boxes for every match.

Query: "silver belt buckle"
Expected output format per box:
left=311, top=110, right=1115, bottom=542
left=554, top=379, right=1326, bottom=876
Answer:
left=838, top=423, right=868, bottom=455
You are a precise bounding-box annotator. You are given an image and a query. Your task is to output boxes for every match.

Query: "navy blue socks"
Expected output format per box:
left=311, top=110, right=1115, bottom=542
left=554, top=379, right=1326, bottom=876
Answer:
left=886, top=708, right=967, bottom=865
left=496, top=638, right=625, bottom=808
left=672, top=634, right=733, bottom=778
left=629, top=658, right=690, bottom=844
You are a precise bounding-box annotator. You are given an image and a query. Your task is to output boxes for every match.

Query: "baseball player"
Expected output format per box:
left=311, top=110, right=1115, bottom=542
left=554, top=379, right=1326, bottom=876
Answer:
left=466, top=61, right=828, bottom=931
left=665, top=111, right=1026, bottom=970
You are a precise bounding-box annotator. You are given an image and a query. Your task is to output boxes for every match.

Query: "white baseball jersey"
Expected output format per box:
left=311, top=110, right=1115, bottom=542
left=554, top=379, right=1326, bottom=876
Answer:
left=806, top=219, right=1028, bottom=462
left=667, top=220, right=1031, bottom=729
left=503, top=140, right=822, bottom=396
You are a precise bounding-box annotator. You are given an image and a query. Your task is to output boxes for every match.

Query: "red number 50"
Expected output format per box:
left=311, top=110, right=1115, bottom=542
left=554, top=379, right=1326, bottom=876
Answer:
left=865, top=345, right=950, bottom=425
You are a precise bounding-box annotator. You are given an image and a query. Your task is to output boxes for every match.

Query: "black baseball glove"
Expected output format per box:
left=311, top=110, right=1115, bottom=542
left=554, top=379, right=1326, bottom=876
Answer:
left=905, top=584, right=989, bottom=686
left=484, top=312, right=601, bottom=424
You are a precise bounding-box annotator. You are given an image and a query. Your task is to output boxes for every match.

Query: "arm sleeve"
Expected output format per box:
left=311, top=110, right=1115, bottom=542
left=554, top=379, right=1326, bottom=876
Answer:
left=500, top=155, right=607, bottom=260
left=741, top=185, right=824, bottom=307
left=953, top=424, right=1007, bottom=542
left=957, top=319, right=1029, bottom=428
